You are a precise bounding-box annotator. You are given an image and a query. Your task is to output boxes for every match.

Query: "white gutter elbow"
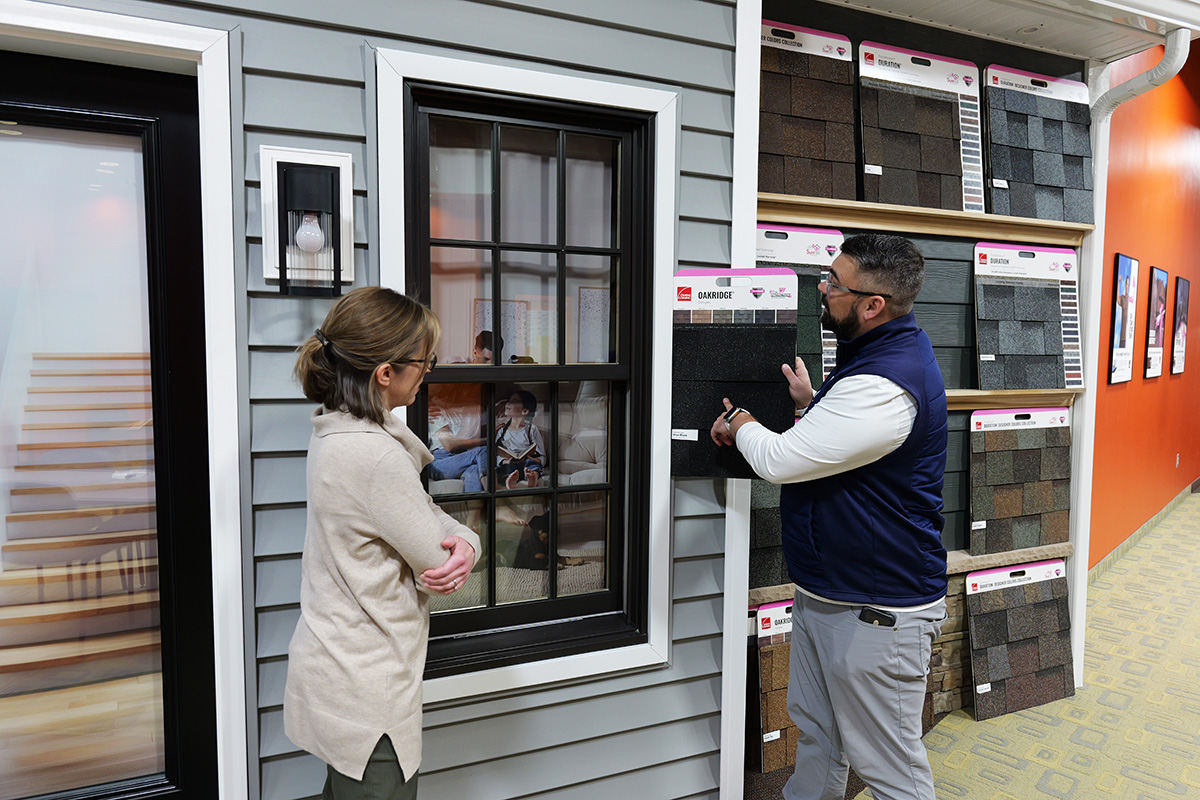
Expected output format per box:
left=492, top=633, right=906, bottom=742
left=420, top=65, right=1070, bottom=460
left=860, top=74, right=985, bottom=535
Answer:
left=1092, top=27, right=1191, bottom=122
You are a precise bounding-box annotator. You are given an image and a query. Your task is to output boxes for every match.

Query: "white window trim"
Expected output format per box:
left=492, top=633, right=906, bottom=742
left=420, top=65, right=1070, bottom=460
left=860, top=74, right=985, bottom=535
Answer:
left=375, top=47, right=679, bottom=703
left=0, top=3, right=244, bottom=798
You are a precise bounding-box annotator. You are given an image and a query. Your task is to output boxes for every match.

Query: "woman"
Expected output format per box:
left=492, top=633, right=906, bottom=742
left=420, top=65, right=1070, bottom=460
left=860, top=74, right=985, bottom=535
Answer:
left=285, top=287, right=479, bottom=800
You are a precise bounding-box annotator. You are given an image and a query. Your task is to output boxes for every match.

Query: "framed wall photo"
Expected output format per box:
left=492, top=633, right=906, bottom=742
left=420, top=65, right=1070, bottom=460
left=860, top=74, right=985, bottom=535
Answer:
left=1109, top=253, right=1139, bottom=384
left=1144, top=266, right=1168, bottom=378
left=1173, top=277, right=1190, bottom=374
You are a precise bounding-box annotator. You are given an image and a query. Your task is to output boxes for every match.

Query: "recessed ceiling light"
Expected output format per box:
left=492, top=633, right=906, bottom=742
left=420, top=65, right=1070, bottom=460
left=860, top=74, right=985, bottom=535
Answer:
left=99, top=161, right=119, bottom=167
left=87, top=187, right=101, bottom=192
left=0, top=120, right=17, bottom=125
left=96, top=168, right=115, bottom=174
left=1017, top=24, right=1043, bottom=35
left=0, top=130, right=22, bottom=136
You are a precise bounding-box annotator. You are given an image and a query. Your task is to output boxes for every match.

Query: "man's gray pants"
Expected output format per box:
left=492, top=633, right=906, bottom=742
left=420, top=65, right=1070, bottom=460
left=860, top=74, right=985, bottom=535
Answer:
left=782, top=591, right=947, bottom=800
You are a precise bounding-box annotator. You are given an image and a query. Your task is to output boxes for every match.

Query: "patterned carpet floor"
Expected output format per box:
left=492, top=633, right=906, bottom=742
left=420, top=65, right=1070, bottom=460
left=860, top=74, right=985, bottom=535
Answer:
left=856, top=492, right=1200, bottom=799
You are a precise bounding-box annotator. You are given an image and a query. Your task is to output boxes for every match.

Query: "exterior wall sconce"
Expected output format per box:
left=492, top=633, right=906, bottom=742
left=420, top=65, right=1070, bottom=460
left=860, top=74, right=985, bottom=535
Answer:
left=260, top=145, right=354, bottom=295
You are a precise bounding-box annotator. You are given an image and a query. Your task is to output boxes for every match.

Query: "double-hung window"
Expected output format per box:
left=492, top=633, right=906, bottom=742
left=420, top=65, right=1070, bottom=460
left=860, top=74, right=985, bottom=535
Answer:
left=403, top=83, right=654, bottom=676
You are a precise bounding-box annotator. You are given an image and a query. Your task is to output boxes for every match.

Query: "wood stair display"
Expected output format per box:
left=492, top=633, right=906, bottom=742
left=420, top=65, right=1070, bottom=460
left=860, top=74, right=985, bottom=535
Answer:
left=1, top=353, right=159, bottom=698
left=0, top=629, right=160, bottom=681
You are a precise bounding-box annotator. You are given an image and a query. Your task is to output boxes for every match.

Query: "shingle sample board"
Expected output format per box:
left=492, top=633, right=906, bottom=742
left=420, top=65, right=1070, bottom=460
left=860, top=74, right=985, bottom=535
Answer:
left=966, top=559, right=1074, bottom=721
left=984, top=66, right=1092, bottom=223
left=672, top=268, right=798, bottom=479
left=747, top=601, right=798, bottom=774
left=974, top=242, right=1083, bottom=390
left=969, top=408, right=1071, bottom=556
left=760, top=21, right=856, bottom=200
left=755, top=224, right=844, bottom=389
left=859, top=41, right=982, bottom=212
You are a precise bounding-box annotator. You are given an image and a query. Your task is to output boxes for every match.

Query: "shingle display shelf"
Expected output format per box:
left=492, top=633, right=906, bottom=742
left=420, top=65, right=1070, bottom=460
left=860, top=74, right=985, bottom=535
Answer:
left=945, top=388, right=1081, bottom=412
left=758, top=192, right=1094, bottom=248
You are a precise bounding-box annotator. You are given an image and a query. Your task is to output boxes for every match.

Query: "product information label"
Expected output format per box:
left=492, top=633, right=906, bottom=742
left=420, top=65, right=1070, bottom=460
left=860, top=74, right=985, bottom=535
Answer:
left=966, top=559, right=1066, bottom=595
left=757, top=600, right=794, bottom=638
left=670, top=429, right=699, bottom=441
left=761, top=20, right=851, bottom=60
left=985, top=65, right=1089, bottom=104
left=674, top=268, right=799, bottom=315
left=970, top=408, right=1069, bottom=431
left=755, top=224, right=843, bottom=267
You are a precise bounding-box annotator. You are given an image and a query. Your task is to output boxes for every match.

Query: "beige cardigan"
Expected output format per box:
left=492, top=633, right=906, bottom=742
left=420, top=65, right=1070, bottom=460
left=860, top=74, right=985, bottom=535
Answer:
left=284, top=407, right=481, bottom=781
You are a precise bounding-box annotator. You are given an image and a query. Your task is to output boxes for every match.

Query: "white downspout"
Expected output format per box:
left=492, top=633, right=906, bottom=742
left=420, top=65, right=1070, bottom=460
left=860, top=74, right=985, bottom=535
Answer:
left=1092, top=27, right=1191, bottom=122
left=1070, top=25, right=1190, bottom=690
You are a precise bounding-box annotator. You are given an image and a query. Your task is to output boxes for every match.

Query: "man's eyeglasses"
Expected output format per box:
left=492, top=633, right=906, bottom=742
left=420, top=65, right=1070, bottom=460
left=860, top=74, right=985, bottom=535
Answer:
left=823, top=278, right=892, bottom=299
left=398, top=354, right=438, bottom=371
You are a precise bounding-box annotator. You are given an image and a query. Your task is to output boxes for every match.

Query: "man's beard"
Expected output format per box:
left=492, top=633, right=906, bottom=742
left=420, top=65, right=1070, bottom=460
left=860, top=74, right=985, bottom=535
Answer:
left=820, top=299, right=861, bottom=341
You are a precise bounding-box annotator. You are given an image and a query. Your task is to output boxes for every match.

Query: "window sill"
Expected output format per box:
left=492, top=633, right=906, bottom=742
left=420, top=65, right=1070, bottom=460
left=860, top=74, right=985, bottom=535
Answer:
left=422, top=637, right=667, bottom=705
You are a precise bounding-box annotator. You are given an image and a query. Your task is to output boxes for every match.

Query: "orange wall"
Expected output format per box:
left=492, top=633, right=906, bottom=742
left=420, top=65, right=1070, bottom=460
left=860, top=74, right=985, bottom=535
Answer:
left=1093, top=46, right=1200, bottom=567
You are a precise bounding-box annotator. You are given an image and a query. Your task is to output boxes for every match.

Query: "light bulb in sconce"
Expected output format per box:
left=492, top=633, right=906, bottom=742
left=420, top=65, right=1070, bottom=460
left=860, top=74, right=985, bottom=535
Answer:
left=294, top=213, right=325, bottom=253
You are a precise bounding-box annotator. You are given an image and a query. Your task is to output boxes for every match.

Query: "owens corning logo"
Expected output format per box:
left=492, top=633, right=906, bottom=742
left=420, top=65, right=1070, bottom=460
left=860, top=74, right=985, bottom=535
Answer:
left=978, top=253, right=988, bottom=264
left=864, top=52, right=875, bottom=64
left=677, top=286, right=692, bottom=301
left=761, top=617, right=772, bottom=630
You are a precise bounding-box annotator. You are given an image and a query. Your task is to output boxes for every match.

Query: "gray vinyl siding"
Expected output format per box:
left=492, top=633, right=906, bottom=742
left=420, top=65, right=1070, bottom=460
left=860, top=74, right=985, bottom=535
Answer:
left=49, top=0, right=739, bottom=797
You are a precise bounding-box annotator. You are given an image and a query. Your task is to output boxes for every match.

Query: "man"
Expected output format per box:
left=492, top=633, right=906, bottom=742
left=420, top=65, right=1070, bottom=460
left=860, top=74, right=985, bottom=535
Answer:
left=711, top=234, right=948, bottom=800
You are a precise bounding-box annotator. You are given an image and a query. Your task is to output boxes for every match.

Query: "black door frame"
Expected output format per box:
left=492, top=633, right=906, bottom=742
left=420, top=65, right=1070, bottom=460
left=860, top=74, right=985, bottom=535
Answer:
left=1, top=49, right=217, bottom=800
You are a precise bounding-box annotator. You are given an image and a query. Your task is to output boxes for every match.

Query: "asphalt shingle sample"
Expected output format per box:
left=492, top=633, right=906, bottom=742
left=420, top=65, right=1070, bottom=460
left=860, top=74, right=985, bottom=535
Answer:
left=672, top=321, right=796, bottom=479
left=969, top=417, right=1071, bottom=556
left=761, top=48, right=856, bottom=199
left=985, top=85, right=1092, bottom=222
left=862, top=78, right=964, bottom=210
left=975, top=279, right=1069, bottom=390
left=967, top=573, right=1074, bottom=721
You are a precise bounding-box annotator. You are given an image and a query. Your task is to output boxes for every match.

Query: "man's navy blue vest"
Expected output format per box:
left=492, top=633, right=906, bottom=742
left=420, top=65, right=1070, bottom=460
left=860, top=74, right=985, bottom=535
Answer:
left=781, top=312, right=948, bottom=605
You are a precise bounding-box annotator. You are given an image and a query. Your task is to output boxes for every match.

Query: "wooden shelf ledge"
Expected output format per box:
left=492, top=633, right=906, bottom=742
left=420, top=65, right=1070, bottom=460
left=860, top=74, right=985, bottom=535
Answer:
left=946, top=388, right=1083, bottom=411
left=946, top=542, right=1074, bottom=576
left=758, top=193, right=1094, bottom=248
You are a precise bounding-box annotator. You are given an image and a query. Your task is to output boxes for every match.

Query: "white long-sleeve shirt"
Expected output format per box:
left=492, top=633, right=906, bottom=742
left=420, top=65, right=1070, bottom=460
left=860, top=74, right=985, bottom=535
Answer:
left=737, top=374, right=944, bottom=611
left=736, top=374, right=917, bottom=484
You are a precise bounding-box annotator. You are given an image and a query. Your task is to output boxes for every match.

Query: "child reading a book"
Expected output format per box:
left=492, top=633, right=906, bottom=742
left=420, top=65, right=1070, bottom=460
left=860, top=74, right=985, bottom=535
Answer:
left=495, top=390, right=545, bottom=489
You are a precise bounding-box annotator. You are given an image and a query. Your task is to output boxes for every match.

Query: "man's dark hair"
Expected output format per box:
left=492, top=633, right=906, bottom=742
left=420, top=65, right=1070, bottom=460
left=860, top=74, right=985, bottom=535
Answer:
left=475, top=330, right=503, bottom=353
left=838, top=234, right=925, bottom=314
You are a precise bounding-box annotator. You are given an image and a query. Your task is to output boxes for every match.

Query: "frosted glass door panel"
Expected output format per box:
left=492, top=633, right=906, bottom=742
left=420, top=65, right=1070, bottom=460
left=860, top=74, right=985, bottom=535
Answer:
left=0, top=123, right=163, bottom=799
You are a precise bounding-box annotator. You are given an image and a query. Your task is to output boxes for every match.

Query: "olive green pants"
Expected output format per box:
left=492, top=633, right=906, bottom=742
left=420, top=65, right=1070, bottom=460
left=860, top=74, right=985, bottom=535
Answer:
left=322, top=736, right=418, bottom=800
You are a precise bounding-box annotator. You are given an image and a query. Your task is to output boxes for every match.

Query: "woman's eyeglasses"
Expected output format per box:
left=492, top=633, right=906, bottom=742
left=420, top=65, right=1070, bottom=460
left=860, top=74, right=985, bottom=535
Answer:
left=398, top=354, right=438, bottom=371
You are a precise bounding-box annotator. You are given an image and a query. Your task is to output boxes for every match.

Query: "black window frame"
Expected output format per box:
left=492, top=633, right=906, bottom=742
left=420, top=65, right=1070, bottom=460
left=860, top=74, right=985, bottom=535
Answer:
left=404, top=82, right=655, bottom=677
